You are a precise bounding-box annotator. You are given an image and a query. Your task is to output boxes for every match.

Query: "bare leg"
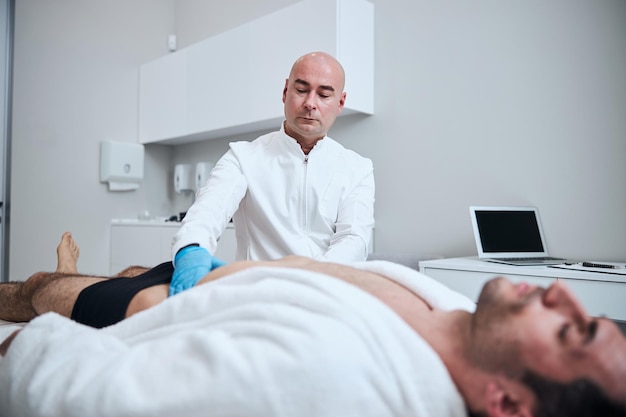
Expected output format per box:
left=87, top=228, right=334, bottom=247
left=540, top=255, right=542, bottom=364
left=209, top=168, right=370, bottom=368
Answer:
left=0, top=233, right=108, bottom=322
left=0, top=232, right=79, bottom=321
left=125, top=284, right=169, bottom=318
left=1, top=232, right=165, bottom=324
left=34, top=235, right=152, bottom=316
left=0, top=282, right=36, bottom=322
left=30, top=274, right=109, bottom=317
left=0, top=270, right=110, bottom=322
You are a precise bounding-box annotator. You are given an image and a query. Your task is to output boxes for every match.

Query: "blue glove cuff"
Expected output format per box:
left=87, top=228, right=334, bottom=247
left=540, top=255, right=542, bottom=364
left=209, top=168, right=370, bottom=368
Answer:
left=170, top=246, right=227, bottom=297
left=175, top=245, right=210, bottom=267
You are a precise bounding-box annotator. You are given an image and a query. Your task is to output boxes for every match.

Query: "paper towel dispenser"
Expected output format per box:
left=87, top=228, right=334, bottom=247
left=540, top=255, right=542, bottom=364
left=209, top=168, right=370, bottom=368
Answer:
left=100, top=141, right=144, bottom=191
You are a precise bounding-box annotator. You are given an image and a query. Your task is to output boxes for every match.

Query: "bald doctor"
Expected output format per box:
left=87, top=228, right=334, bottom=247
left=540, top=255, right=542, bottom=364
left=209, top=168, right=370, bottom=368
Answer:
left=169, top=51, right=375, bottom=296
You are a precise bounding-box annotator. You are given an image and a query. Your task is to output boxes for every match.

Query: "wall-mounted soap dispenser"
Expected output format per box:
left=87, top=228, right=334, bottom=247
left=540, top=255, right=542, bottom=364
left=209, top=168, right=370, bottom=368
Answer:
left=195, top=161, right=214, bottom=190
left=100, top=141, right=144, bottom=191
left=174, top=164, right=193, bottom=194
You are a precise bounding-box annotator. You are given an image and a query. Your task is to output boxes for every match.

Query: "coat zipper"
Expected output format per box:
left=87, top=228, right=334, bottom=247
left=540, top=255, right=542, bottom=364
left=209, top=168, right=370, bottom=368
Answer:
left=302, top=155, right=309, bottom=231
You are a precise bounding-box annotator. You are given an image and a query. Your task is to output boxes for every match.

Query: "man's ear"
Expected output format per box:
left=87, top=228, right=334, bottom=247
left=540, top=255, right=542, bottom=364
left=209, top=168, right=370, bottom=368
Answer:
left=484, top=381, right=534, bottom=417
left=282, top=79, right=289, bottom=103
left=337, top=91, right=346, bottom=111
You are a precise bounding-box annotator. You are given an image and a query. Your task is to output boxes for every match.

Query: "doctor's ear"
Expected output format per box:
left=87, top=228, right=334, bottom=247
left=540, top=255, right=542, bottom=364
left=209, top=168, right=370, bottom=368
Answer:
left=484, top=381, right=535, bottom=417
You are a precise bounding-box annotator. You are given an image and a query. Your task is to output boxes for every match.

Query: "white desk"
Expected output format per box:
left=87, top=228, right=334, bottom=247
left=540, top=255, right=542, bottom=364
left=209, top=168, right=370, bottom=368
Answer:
left=419, top=257, right=626, bottom=321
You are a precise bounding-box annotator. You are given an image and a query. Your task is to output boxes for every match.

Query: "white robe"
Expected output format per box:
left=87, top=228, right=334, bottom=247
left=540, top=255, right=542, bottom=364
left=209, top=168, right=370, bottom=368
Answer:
left=0, top=261, right=475, bottom=417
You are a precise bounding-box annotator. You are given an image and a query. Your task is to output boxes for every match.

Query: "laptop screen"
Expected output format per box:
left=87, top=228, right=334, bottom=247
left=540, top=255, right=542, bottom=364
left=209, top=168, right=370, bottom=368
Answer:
left=476, top=210, right=544, bottom=252
left=470, top=206, right=550, bottom=258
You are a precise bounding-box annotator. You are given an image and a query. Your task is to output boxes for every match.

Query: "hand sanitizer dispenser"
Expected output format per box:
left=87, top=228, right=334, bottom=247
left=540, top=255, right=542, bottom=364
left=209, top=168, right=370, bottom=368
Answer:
left=100, top=141, right=144, bottom=191
left=195, top=161, right=214, bottom=190
left=174, top=164, right=192, bottom=194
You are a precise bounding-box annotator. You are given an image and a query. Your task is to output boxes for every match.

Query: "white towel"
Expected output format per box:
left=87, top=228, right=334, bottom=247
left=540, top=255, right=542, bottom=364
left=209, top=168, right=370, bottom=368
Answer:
left=0, top=320, right=25, bottom=342
left=0, top=321, right=24, bottom=359
left=0, top=261, right=472, bottom=417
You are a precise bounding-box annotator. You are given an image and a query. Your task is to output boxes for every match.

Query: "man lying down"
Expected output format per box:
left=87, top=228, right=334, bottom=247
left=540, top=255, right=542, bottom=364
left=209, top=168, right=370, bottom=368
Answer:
left=0, top=233, right=625, bottom=417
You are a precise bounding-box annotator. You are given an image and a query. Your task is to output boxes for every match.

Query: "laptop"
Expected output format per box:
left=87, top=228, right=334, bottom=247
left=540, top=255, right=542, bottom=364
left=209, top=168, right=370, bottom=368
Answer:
left=469, top=206, right=567, bottom=266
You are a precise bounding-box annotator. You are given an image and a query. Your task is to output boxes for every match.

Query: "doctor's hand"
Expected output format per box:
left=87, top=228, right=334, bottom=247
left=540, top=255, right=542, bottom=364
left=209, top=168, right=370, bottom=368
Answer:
left=169, top=245, right=227, bottom=297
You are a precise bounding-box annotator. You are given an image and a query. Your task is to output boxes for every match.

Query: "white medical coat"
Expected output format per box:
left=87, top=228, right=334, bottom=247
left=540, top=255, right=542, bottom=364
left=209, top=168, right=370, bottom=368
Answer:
left=172, top=124, right=375, bottom=263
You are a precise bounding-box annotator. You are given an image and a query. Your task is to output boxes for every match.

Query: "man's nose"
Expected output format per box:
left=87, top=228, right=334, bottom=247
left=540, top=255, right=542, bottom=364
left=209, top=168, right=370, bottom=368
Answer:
left=543, top=280, right=589, bottom=328
left=303, top=93, right=317, bottom=110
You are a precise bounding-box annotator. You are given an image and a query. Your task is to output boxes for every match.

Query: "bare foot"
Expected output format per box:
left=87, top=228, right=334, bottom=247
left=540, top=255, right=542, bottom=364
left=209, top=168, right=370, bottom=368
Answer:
left=56, top=232, right=80, bottom=274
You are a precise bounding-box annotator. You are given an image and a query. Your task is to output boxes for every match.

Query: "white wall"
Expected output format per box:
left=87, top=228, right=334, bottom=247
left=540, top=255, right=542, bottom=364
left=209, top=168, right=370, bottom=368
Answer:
left=10, top=1, right=177, bottom=279
left=9, top=0, right=626, bottom=281
left=364, top=0, right=626, bottom=261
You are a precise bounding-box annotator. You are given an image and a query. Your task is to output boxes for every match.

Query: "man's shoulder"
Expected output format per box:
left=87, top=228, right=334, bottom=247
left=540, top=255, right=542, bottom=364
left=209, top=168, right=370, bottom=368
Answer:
left=241, top=129, right=280, bottom=143
left=229, top=130, right=281, bottom=151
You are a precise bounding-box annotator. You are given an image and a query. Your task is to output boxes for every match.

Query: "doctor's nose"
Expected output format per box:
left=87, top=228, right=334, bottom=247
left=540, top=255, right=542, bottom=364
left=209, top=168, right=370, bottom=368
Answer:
left=543, top=280, right=589, bottom=329
left=303, top=94, right=317, bottom=111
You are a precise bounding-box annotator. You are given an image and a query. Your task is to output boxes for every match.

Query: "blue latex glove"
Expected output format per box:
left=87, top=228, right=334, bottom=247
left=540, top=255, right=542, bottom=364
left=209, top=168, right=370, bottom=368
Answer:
left=169, top=246, right=227, bottom=297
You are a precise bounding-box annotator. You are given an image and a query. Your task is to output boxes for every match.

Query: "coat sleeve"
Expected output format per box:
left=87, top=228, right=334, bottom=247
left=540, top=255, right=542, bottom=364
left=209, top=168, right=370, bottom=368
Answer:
left=171, top=149, right=248, bottom=259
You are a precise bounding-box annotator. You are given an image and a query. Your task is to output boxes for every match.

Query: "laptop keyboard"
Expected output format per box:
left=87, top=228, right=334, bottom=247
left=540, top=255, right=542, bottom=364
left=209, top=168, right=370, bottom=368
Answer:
left=499, top=256, right=564, bottom=262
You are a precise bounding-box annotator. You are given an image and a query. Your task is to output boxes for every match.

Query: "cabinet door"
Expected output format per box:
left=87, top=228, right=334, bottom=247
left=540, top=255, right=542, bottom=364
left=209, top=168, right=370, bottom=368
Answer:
left=110, top=225, right=180, bottom=274
left=248, top=0, right=335, bottom=123
left=187, top=26, right=252, bottom=135
left=138, top=50, right=188, bottom=143
left=110, top=226, right=162, bottom=274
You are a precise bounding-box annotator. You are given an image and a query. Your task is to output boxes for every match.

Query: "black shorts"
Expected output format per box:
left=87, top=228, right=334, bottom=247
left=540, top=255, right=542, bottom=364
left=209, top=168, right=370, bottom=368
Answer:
left=70, top=262, right=174, bottom=328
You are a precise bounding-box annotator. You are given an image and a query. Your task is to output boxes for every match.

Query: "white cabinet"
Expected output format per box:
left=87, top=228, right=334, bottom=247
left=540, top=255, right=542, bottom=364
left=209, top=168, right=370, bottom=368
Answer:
left=138, top=0, right=374, bottom=145
left=138, top=50, right=188, bottom=142
left=419, top=257, right=626, bottom=321
left=186, top=26, right=252, bottom=137
left=110, top=222, right=179, bottom=274
left=110, top=221, right=236, bottom=274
